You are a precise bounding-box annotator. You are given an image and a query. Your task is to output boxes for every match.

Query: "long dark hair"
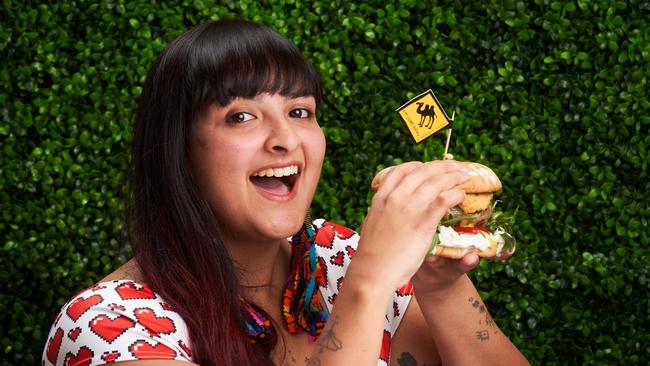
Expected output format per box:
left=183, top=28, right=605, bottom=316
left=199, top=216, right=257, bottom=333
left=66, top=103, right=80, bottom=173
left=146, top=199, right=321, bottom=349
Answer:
left=129, top=20, right=321, bottom=365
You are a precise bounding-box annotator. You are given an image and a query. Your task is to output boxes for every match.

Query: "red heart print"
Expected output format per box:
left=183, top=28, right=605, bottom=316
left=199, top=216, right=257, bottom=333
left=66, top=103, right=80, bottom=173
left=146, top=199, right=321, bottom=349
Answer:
left=332, top=223, right=355, bottom=239
left=396, top=282, right=414, bottom=296
left=64, top=346, right=93, bottom=366
left=178, top=340, right=191, bottom=358
left=46, top=328, right=63, bottom=364
left=336, top=276, right=345, bottom=291
left=379, top=330, right=391, bottom=362
left=314, top=225, right=335, bottom=248
left=89, top=314, right=135, bottom=343
left=330, top=251, right=345, bottom=266
left=160, top=302, right=174, bottom=311
left=115, top=282, right=156, bottom=300
left=345, top=245, right=356, bottom=258
left=68, top=327, right=81, bottom=341
left=101, top=351, right=121, bottom=363
left=134, top=307, right=175, bottom=335
left=129, top=340, right=177, bottom=360
left=66, top=294, right=103, bottom=321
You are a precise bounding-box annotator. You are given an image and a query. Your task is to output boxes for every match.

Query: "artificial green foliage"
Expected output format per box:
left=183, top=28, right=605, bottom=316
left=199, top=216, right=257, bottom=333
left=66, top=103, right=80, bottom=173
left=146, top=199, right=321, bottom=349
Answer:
left=1, top=1, right=648, bottom=364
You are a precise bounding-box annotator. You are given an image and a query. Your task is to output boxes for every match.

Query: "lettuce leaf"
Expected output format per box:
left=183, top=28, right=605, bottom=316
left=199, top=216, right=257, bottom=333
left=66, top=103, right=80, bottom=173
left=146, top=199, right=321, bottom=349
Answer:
left=429, top=201, right=517, bottom=255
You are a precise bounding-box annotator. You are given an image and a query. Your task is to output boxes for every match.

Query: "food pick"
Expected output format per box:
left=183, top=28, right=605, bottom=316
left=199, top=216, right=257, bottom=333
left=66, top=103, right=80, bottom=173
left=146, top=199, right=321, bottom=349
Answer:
left=443, top=111, right=456, bottom=160
left=396, top=89, right=455, bottom=159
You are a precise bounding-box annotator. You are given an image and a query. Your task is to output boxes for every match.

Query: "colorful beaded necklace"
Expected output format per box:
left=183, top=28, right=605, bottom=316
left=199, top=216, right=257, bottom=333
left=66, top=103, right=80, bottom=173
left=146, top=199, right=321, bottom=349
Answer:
left=241, top=221, right=328, bottom=345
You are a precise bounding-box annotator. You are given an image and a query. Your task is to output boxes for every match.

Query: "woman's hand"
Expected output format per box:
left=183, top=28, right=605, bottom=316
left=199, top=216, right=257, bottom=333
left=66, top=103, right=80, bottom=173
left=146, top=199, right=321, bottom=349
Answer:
left=411, top=254, right=480, bottom=299
left=348, top=160, right=469, bottom=294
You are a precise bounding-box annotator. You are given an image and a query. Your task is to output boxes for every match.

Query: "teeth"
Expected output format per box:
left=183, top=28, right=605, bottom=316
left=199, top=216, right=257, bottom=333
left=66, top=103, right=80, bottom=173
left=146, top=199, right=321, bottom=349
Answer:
left=253, top=165, right=299, bottom=178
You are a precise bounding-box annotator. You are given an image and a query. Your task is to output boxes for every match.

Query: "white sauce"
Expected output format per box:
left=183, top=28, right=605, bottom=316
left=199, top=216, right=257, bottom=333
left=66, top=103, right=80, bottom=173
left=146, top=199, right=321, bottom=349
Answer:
left=437, top=225, right=506, bottom=253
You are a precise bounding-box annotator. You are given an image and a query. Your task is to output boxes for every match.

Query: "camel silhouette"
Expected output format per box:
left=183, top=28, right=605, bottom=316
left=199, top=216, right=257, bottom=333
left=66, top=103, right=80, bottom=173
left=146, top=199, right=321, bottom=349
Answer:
left=416, top=102, right=437, bottom=129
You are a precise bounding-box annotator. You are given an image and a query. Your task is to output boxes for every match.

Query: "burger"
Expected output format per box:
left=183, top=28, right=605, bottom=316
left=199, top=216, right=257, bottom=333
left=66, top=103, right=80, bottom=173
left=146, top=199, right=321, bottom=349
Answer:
left=371, top=161, right=516, bottom=259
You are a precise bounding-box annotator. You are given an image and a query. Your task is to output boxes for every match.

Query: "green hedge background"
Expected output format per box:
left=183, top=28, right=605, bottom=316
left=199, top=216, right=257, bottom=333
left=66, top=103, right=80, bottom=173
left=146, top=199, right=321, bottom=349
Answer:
left=2, top=0, right=648, bottom=364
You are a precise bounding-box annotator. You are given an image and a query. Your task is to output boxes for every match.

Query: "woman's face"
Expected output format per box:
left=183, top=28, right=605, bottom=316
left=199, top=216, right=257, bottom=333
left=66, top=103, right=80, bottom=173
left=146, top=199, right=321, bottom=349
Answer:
left=189, top=93, right=326, bottom=245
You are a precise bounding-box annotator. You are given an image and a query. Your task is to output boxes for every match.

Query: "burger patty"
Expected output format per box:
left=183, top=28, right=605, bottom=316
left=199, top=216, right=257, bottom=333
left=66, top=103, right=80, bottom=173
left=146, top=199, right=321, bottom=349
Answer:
left=450, top=202, right=493, bottom=227
left=458, top=193, right=494, bottom=214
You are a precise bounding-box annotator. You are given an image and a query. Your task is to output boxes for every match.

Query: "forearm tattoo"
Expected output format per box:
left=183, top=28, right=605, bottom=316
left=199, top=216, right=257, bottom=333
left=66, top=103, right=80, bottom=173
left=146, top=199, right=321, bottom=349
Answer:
left=397, top=351, right=428, bottom=366
left=305, top=315, right=343, bottom=365
left=468, top=297, right=499, bottom=342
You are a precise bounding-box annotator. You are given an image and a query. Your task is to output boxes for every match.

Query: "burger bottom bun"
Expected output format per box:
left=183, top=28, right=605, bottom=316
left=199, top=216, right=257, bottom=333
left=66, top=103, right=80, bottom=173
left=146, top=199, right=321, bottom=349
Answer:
left=431, top=236, right=499, bottom=259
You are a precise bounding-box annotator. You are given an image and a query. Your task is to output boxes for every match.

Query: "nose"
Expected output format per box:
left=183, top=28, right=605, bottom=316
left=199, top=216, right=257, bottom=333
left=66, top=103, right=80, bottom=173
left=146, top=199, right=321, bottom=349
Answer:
left=264, top=115, right=300, bottom=153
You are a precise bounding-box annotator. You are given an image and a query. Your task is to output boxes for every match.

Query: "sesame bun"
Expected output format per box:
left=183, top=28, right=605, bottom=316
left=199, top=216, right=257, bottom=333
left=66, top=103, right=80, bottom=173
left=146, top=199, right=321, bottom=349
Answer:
left=370, top=161, right=502, bottom=194
left=455, top=162, right=502, bottom=194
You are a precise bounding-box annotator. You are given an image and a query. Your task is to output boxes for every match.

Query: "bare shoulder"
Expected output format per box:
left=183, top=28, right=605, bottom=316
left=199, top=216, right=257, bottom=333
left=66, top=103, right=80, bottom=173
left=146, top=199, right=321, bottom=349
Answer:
left=99, top=258, right=146, bottom=283
left=390, top=296, right=441, bottom=366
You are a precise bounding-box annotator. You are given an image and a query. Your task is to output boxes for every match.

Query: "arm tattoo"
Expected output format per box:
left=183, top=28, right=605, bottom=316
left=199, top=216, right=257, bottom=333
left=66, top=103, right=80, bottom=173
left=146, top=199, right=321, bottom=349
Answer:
left=305, top=315, right=343, bottom=365
left=475, top=329, right=490, bottom=341
left=397, top=351, right=428, bottom=366
left=468, top=297, right=499, bottom=341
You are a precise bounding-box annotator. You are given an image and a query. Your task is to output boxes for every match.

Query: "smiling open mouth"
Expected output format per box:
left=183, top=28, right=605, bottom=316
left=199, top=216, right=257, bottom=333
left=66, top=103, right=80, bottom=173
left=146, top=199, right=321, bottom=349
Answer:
left=250, top=165, right=299, bottom=196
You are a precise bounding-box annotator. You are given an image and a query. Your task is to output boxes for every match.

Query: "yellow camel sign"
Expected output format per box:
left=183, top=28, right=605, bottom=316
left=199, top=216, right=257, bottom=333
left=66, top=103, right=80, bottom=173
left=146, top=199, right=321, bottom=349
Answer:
left=396, top=89, right=452, bottom=143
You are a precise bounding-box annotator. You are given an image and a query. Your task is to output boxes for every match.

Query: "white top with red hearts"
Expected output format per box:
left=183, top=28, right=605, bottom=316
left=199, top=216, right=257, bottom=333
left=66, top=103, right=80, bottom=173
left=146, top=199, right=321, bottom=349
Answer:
left=42, top=220, right=412, bottom=366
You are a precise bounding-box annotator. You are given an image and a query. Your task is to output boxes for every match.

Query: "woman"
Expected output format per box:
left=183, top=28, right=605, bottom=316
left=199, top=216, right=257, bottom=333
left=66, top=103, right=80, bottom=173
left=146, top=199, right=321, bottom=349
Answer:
left=43, top=20, right=529, bottom=366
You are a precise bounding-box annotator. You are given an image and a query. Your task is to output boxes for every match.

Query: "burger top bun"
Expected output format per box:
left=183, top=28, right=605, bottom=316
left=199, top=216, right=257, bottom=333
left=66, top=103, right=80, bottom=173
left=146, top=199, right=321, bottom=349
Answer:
left=370, top=161, right=502, bottom=193
left=455, top=162, right=502, bottom=193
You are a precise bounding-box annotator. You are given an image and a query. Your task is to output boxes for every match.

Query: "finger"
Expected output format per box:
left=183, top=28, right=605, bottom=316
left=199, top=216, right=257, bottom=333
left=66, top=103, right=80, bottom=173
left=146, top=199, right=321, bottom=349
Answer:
left=424, top=254, right=441, bottom=264
left=433, top=253, right=479, bottom=275
left=413, top=169, right=469, bottom=200
left=462, top=253, right=480, bottom=269
left=376, top=161, right=467, bottom=206
left=421, top=186, right=466, bottom=227
left=398, top=161, right=467, bottom=198
left=372, top=161, right=423, bottom=200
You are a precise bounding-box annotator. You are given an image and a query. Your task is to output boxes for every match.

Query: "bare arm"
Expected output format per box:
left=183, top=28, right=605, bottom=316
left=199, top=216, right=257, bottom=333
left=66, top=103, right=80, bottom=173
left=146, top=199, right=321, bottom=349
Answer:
left=305, top=160, right=529, bottom=365
left=305, top=161, right=470, bottom=365
left=412, top=256, right=530, bottom=366
left=304, top=263, right=395, bottom=365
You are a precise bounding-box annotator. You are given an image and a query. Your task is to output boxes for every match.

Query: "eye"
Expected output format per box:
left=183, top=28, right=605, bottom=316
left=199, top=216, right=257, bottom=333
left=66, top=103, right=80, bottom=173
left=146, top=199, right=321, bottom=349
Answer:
left=288, top=108, right=312, bottom=119
left=227, top=112, right=256, bottom=124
